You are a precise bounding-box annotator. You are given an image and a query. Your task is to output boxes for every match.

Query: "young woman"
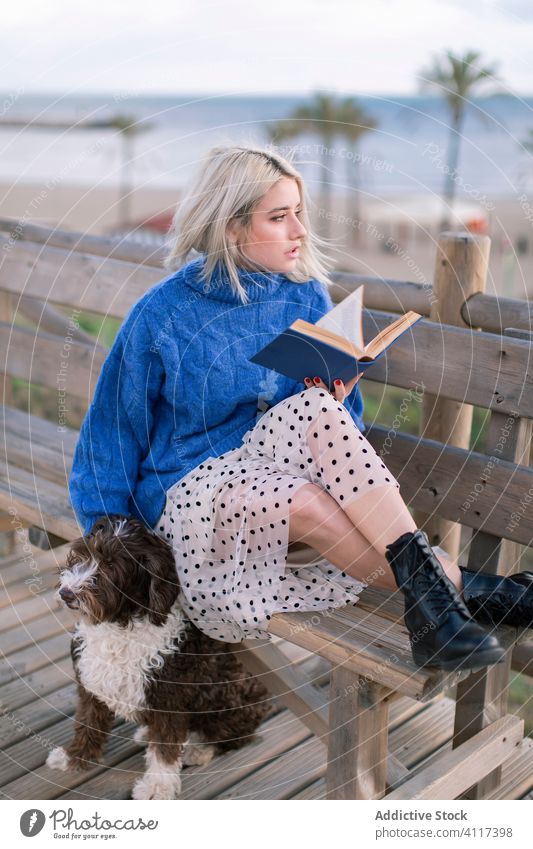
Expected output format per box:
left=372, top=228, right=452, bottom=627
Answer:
left=69, top=144, right=533, bottom=671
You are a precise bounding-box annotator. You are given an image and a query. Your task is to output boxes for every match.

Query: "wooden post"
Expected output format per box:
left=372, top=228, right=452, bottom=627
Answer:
left=414, top=232, right=490, bottom=562
left=326, top=667, right=390, bottom=799
left=0, top=291, right=13, bottom=407
left=452, top=328, right=532, bottom=799
left=0, top=290, right=15, bottom=556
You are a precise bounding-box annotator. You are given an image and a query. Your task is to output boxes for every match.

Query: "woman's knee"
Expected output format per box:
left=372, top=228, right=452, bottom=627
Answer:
left=303, top=386, right=364, bottom=438
left=288, top=483, right=336, bottom=538
left=305, top=386, right=344, bottom=414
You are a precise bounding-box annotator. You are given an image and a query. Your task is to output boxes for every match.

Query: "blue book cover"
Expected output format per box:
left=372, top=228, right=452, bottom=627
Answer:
left=250, top=286, right=422, bottom=391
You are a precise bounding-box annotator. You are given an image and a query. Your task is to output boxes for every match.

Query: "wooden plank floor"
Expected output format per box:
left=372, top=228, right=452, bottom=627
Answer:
left=1, top=533, right=532, bottom=801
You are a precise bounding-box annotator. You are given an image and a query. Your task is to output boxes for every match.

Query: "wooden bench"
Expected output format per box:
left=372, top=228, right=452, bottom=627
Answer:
left=0, top=220, right=531, bottom=800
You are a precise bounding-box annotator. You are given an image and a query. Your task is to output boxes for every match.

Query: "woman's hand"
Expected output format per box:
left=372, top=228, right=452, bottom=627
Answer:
left=303, top=373, right=363, bottom=403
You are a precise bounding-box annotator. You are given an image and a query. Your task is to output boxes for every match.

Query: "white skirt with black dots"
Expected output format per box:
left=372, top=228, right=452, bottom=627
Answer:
left=155, top=386, right=401, bottom=643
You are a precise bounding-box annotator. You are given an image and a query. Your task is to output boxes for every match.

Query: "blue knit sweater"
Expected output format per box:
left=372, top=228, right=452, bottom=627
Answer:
left=69, top=255, right=365, bottom=535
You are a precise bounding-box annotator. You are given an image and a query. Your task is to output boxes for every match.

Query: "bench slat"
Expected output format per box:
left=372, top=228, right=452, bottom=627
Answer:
left=2, top=315, right=533, bottom=422
left=363, top=311, right=533, bottom=417
left=0, top=322, right=106, bottom=401
left=268, top=605, right=470, bottom=700
left=385, top=714, right=523, bottom=800
left=0, top=459, right=79, bottom=541
left=0, top=237, right=160, bottom=319
left=2, top=242, right=533, bottom=417
left=366, top=425, right=533, bottom=546
left=4, top=406, right=533, bottom=545
left=2, top=406, right=78, bottom=487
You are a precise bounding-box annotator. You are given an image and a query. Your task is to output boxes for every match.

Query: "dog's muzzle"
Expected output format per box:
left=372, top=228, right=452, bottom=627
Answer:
left=59, top=587, right=80, bottom=609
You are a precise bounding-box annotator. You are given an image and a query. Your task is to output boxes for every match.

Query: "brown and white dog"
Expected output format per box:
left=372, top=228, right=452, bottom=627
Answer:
left=47, top=515, right=271, bottom=800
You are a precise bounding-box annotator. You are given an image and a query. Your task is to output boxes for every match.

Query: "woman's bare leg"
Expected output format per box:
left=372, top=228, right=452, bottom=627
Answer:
left=288, top=483, right=396, bottom=590
left=288, top=483, right=463, bottom=592
left=341, top=484, right=462, bottom=590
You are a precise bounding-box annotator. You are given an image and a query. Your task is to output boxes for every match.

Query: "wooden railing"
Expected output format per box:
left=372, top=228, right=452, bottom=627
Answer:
left=0, top=218, right=531, bottom=800
left=2, top=218, right=533, bottom=332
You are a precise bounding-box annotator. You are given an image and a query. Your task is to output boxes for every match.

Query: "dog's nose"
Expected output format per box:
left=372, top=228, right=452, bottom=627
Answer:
left=59, top=587, right=77, bottom=605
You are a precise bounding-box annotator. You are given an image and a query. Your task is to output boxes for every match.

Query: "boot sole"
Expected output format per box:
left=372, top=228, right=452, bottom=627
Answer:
left=412, top=645, right=506, bottom=672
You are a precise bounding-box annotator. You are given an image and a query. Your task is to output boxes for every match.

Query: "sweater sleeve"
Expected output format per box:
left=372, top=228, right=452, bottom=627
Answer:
left=308, top=280, right=366, bottom=433
left=68, top=301, right=164, bottom=536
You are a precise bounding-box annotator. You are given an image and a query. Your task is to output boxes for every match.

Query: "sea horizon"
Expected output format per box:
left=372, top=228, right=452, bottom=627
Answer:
left=1, top=91, right=533, bottom=199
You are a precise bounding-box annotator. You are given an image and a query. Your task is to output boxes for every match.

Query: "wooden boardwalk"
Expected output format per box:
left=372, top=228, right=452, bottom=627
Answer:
left=1, top=535, right=532, bottom=801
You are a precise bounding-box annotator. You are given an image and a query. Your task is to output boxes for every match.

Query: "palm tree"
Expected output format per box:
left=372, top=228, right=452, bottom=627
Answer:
left=0, top=112, right=152, bottom=228
left=519, top=130, right=533, bottom=191
left=418, top=49, right=501, bottom=229
left=337, top=98, right=377, bottom=242
left=106, top=114, right=152, bottom=228
left=266, top=92, right=377, bottom=237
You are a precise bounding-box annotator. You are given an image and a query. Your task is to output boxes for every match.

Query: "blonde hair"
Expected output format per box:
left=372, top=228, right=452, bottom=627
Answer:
left=163, top=144, right=334, bottom=304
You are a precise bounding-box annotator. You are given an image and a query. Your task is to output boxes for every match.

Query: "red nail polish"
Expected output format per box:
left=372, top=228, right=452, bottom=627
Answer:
left=335, top=379, right=341, bottom=386
left=313, top=376, right=320, bottom=383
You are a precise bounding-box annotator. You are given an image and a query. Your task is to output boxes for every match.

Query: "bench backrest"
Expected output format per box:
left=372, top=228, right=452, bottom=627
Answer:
left=1, top=225, right=532, bottom=552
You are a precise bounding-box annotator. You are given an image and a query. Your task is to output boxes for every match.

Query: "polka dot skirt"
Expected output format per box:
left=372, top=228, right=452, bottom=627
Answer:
left=154, top=387, right=401, bottom=643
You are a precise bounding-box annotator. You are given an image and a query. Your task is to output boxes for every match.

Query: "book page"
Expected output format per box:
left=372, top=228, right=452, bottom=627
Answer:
left=315, top=285, right=365, bottom=350
left=363, top=311, right=422, bottom=359
left=291, top=319, right=364, bottom=358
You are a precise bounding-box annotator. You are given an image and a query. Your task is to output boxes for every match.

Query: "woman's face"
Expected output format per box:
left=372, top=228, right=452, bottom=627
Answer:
left=228, top=177, right=307, bottom=273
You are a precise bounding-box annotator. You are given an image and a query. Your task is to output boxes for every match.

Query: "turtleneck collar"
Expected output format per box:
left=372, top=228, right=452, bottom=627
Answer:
left=179, top=254, right=290, bottom=303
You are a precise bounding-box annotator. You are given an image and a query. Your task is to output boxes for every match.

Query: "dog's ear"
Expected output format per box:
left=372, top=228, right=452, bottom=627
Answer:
left=145, top=536, right=180, bottom=626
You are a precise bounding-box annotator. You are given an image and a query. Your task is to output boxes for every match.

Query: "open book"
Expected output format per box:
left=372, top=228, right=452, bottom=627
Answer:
left=249, top=285, right=422, bottom=391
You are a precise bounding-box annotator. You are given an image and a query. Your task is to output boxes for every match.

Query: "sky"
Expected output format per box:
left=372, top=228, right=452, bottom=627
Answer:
left=2, top=0, right=533, bottom=98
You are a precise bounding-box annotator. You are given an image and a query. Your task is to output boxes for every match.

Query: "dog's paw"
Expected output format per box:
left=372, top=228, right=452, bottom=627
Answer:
left=46, top=747, right=70, bottom=771
left=182, top=743, right=216, bottom=766
left=133, top=725, right=149, bottom=743
left=182, top=731, right=216, bottom=766
left=46, top=746, right=94, bottom=772
left=46, top=747, right=92, bottom=772
left=131, top=774, right=182, bottom=800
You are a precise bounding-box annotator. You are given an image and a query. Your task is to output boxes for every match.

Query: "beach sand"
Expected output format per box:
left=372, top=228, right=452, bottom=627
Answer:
left=0, top=181, right=180, bottom=237
left=1, top=180, right=532, bottom=299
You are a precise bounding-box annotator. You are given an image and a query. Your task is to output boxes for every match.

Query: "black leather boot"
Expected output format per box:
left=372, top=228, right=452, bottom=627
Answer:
left=460, top=567, right=533, bottom=628
left=385, top=530, right=505, bottom=671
